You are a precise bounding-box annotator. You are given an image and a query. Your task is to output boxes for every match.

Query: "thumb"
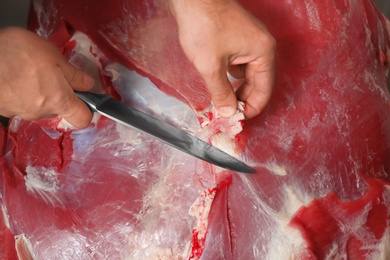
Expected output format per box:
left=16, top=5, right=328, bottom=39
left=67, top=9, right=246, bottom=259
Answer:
left=202, top=68, right=238, bottom=118
left=58, top=89, right=93, bottom=129
left=55, top=59, right=94, bottom=128
left=59, top=59, right=95, bottom=91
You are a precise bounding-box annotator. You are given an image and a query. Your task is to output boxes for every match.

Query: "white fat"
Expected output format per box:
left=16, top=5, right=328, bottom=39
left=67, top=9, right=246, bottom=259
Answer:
left=24, top=166, right=62, bottom=206
left=57, top=113, right=100, bottom=131
left=305, top=1, right=322, bottom=31
left=371, top=228, right=390, bottom=260
left=57, top=118, right=76, bottom=131
left=265, top=163, right=289, bottom=176
left=40, top=126, right=62, bottom=139
left=267, top=186, right=315, bottom=259
left=142, top=246, right=175, bottom=260
left=268, top=184, right=390, bottom=259
left=9, top=116, right=22, bottom=133
left=15, top=234, right=36, bottom=260
left=105, top=66, right=122, bottom=82
left=357, top=186, right=390, bottom=259
left=127, top=233, right=189, bottom=260
left=241, top=160, right=291, bottom=180
left=338, top=202, right=373, bottom=236
left=90, top=113, right=101, bottom=125
left=67, top=33, right=105, bottom=93
left=196, top=102, right=246, bottom=173
left=279, top=186, right=314, bottom=219
left=189, top=188, right=216, bottom=242
left=324, top=243, right=346, bottom=260
left=70, top=32, right=105, bottom=62
left=125, top=157, right=199, bottom=259
left=25, top=166, right=59, bottom=192
left=33, top=0, right=57, bottom=39
left=364, top=70, right=389, bottom=101
left=239, top=173, right=316, bottom=259
left=210, top=133, right=237, bottom=158
left=1, top=203, right=11, bottom=230
left=237, top=174, right=309, bottom=258
left=198, top=102, right=245, bottom=139
left=267, top=223, right=308, bottom=259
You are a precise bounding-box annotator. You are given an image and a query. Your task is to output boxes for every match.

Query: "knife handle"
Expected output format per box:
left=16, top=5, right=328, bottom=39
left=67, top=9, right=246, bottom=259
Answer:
left=75, top=91, right=110, bottom=112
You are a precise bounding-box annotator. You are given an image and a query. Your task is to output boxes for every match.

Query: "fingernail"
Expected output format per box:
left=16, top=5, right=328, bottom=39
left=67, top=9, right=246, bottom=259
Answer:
left=83, top=74, right=95, bottom=88
left=218, top=106, right=236, bottom=118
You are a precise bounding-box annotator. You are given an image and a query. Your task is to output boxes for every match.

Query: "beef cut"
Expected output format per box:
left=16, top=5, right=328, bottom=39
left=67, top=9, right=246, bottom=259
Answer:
left=1, top=0, right=390, bottom=259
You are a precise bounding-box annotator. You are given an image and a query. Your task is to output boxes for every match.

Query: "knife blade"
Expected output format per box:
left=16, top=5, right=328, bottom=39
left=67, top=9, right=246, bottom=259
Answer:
left=75, top=91, right=255, bottom=173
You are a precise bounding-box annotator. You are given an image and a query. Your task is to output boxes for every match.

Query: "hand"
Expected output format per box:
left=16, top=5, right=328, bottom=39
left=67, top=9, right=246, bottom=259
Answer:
left=169, top=0, right=275, bottom=119
left=0, top=27, right=94, bottom=128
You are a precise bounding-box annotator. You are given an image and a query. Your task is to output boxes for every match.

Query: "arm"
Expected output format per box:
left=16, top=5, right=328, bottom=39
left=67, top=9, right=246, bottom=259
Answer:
left=0, top=27, right=94, bottom=128
left=169, top=0, right=275, bottom=119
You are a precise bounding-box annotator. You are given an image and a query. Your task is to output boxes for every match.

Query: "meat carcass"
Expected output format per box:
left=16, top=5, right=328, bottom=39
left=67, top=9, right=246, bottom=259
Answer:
left=1, top=0, right=390, bottom=259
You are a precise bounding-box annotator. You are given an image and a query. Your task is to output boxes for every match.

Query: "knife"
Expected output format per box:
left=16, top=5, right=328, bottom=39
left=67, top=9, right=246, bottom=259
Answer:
left=75, top=91, right=255, bottom=173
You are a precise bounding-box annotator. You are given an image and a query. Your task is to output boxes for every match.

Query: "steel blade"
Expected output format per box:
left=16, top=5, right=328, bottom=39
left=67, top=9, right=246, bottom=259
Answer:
left=76, top=92, right=255, bottom=173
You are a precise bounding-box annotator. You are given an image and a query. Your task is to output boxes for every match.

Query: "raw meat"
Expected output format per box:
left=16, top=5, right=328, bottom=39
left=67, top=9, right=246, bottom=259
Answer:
left=1, top=0, right=390, bottom=259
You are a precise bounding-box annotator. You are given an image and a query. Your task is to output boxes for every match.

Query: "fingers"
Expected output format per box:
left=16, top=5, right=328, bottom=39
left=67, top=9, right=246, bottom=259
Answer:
left=0, top=27, right=95, bottom=128
left=195, top=54, right=275, bottom=120
left=54, top=82, right=94, bottom=129
left=58, top=59, right=95, bottom=91
left=227, top=64, right=246, bottom=80
left=56, top=59, right=95, bottom=128
left=201, top=63, right=238, bottom=118
left=170, top=0, right=276, bottom=120
left=53, top=62, right=94, bottom=128
left=60, top=94, right=94, bottom=129
left=200, top=56, right=274, bottom=119
left=237, top=53, right=275, bottom=119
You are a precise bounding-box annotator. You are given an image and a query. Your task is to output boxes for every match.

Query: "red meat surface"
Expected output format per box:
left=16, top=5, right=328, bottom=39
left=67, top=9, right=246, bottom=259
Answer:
left=1, top=0, right=390, bottom=259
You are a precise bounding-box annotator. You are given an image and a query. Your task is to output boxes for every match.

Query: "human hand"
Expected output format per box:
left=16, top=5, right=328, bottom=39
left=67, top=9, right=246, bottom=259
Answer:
left=0, top=27, right=95, bottom=128
left=169, top=0, right=275, bottom=119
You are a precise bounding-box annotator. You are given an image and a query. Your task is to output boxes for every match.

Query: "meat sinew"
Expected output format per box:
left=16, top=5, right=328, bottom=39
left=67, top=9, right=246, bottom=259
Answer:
left=1, top=0, right=390, bottom=259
